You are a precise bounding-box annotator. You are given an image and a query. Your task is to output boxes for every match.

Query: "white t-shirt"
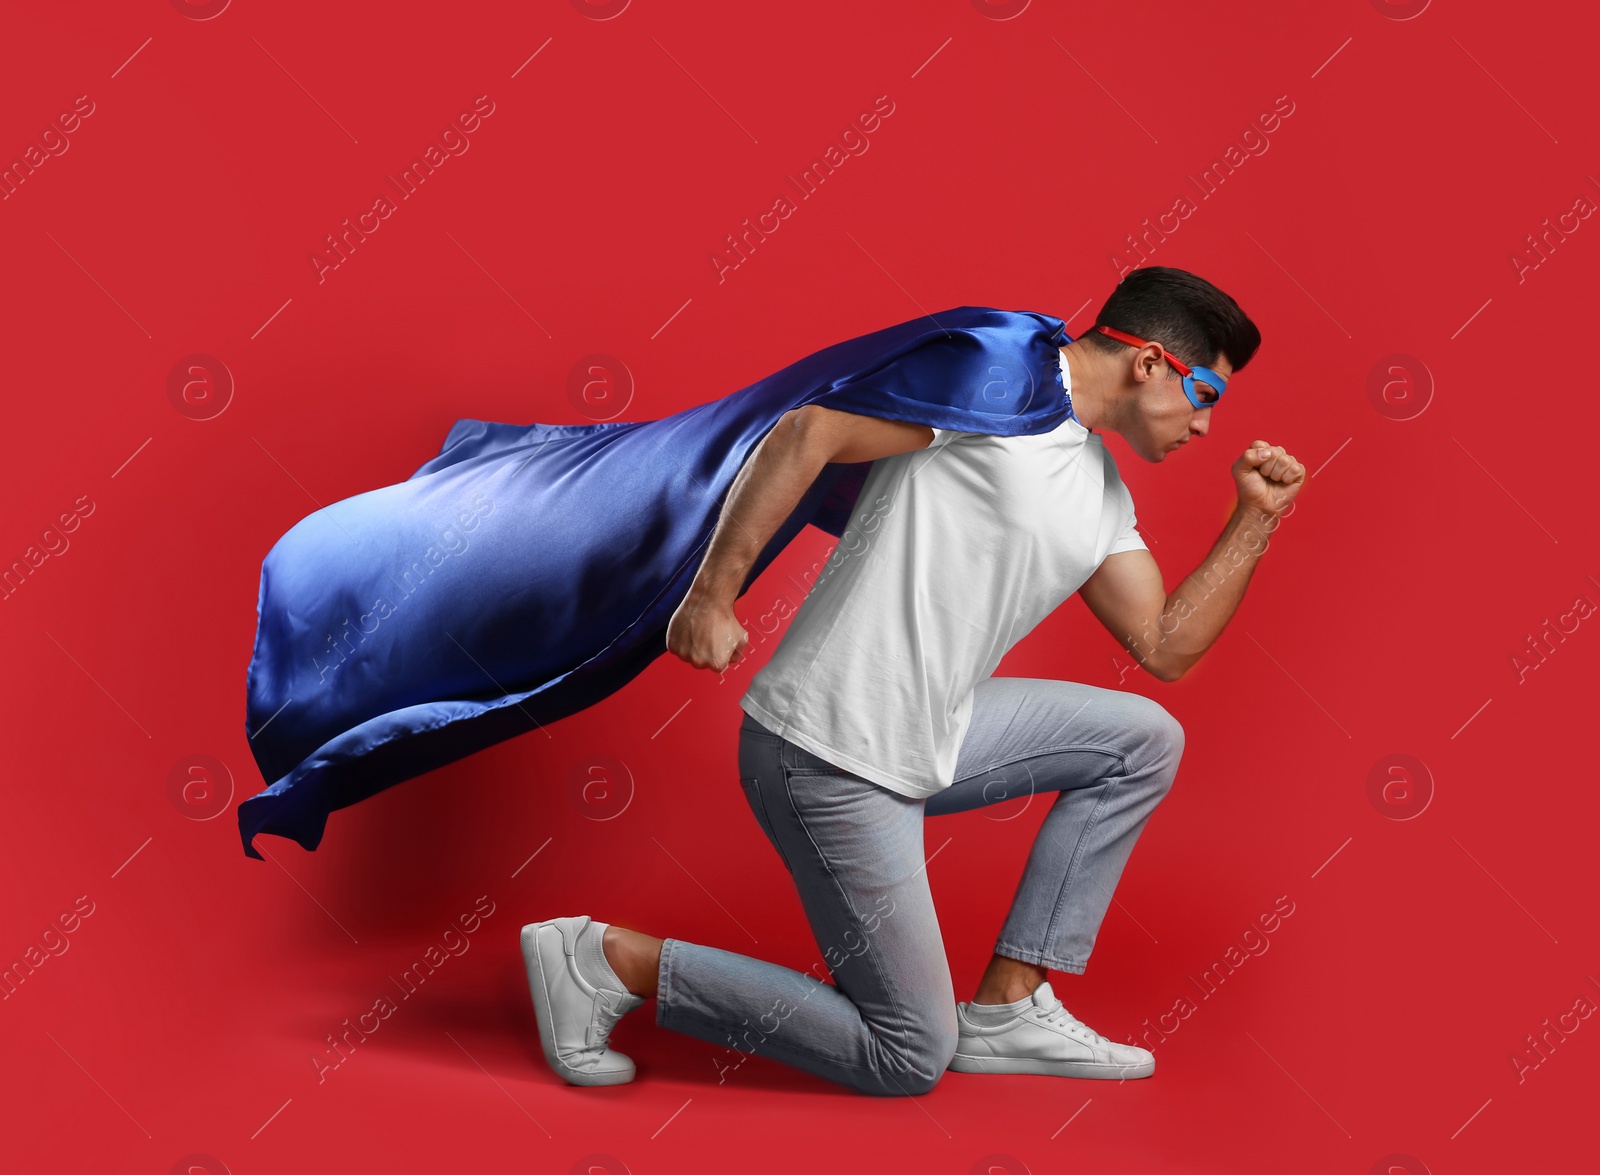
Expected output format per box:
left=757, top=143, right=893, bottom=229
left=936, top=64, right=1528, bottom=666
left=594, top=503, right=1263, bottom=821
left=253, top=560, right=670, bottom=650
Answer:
left=739, top=352, right=1148, bottom=799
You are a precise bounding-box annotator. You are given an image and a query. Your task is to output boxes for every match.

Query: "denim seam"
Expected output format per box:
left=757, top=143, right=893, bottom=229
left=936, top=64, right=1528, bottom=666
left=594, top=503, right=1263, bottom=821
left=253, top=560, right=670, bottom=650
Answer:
left=953, top=743, right=1125, bottom=786
left=741, top=776, right=795, bottom=875
left=1039, top=752, right=1128, bottom=956
left=972, top=696, right=1026, bottom=782
left=780, top=767, right=929, bottom=1086
left=992, top=940, right=1087, bottom=974
left=654, top=937, right=678, bottom=1029
left=700, top=1016, right=884, bottom=1077
left=656, top=938, right=881, bottom=1071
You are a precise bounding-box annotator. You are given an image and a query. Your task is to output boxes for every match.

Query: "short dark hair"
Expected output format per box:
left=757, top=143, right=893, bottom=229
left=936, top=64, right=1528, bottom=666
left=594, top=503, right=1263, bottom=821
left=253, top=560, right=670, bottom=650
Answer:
left=1082, top=266, right=1261, bottom=374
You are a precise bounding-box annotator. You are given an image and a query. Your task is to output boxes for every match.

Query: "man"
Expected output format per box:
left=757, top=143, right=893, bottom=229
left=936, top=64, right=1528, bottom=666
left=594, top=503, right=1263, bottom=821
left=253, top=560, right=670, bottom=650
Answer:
left=521, top=266, right=1305, bottom=1094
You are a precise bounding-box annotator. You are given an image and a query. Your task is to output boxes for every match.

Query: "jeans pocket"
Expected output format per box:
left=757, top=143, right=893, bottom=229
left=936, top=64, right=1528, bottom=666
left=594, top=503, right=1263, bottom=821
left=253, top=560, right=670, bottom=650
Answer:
left=781, top=739, right=870, bottom=782
left=740, top=775, right=794, bottom=875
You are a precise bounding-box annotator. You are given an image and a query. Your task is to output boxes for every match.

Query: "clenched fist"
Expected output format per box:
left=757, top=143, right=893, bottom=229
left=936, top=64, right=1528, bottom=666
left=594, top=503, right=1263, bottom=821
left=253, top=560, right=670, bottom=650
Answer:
left=666, top=589, right=750, bottom=672
left=1233, top=440, right=1305, bottom=517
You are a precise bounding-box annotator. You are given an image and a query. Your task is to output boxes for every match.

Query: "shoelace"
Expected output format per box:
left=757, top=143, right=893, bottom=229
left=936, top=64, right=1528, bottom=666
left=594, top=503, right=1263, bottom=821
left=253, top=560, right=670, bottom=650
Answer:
left=1034, top=999, right=1111, bottom=1046
left=585, top=988, right=637, bottom=1049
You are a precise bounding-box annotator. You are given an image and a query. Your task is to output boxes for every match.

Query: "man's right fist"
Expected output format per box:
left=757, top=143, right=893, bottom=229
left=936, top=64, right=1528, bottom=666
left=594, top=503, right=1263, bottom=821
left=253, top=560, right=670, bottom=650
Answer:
left=666, top=589, right=750, bottom=673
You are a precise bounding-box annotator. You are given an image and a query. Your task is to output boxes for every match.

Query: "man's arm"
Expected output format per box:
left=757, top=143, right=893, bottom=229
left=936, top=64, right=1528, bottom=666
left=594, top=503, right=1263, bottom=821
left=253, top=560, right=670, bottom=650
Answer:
left=1078, top=440, right=1307, bottom=683
left=1078, top=507, right=1272, bottom=683
left=666, top=405, right=936, bottom=672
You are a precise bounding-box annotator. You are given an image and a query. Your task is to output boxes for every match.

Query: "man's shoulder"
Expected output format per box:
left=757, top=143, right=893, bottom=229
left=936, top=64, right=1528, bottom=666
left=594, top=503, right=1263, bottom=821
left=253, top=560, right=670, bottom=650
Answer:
left=925, top=305, right=1068, bottom=335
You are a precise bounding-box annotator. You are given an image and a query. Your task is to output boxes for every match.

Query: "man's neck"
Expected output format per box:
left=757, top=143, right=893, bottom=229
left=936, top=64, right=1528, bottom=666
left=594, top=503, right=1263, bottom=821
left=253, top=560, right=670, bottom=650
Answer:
left=1061, top=343, right=1108, bottom=434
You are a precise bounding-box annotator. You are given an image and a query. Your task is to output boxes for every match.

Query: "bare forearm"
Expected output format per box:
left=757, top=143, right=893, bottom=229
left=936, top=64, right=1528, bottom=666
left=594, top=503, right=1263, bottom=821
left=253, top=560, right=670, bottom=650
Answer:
left=1149, top=503, right=1283, bottom=678
left=687, top=413, right=826, bottom=605
left=667, top=405, right=935, bottom=673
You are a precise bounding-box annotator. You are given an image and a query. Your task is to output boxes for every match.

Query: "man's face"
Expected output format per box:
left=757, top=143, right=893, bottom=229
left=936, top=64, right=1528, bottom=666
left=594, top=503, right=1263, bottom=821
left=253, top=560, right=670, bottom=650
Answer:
left=1130, top=351, right=1234, bottom=462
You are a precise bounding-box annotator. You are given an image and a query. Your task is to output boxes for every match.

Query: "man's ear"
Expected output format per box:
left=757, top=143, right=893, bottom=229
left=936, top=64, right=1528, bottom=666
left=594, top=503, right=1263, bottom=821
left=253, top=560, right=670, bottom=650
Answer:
left=1135, top=344, right=1166, bottom=383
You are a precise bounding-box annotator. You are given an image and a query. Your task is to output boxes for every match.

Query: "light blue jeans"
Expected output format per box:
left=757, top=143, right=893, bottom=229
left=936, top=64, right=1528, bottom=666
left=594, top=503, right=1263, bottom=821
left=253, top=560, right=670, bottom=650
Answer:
left=654, top=675, right=1184, bottom=1096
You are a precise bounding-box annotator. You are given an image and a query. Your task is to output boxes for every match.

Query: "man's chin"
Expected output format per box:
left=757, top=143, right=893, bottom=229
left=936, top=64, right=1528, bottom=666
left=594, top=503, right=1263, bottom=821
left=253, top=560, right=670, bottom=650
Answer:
left=1128, top=438, right=1173, bottom=463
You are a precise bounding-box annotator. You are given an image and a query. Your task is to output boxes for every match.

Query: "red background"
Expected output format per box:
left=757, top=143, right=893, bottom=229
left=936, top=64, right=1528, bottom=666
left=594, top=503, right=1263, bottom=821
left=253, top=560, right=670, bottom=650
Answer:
left=3, top=0, right=1597, bottom=1171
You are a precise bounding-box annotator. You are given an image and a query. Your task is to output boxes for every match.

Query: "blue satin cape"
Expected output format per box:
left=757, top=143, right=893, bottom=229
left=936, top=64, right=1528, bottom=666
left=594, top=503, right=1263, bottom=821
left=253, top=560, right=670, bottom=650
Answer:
left=239, top=306, right=1076, bottom=858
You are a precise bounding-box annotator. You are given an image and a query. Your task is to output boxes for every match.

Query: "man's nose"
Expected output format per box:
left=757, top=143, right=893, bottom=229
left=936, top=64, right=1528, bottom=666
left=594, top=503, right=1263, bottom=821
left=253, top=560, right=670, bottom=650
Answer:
left=1189, top=407, right=1212, bottom=437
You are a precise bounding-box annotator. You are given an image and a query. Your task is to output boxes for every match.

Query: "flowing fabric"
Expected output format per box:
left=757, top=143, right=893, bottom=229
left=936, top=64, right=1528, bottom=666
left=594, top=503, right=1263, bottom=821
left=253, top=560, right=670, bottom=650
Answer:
left=239, top=306, right=1077, bottom=859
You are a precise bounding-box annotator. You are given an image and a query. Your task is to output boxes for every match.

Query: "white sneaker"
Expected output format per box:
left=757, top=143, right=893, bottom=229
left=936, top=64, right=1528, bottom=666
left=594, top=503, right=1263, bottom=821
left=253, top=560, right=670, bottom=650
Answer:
left=520, top=915, right=646, bottom=1086
left=948, top=980, right=1155, bottom=1079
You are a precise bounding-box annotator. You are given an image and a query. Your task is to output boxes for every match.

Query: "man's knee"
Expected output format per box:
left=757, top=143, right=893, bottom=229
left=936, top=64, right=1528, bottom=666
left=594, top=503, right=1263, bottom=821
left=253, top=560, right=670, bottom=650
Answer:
left=911, top=1010, right=961, bottom=1092
left=860, top=1007, right=958, bottom=1096
left=1133, top=692, right=1183, bottom=747
left=1155, top=703, right=1185, bottom=760
left=1127, top=695, right=1184, bottom=786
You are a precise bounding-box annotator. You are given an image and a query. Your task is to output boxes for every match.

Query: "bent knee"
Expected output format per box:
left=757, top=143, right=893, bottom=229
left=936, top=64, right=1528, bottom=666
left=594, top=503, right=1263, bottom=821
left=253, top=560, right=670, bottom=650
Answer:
left=861, top=1012, right=958, bottom=1097
left=1132, top=697, right=1184, bottom=765
left=892, top=1066, right=948, bottom=1097
left=1156, top=705, right=1185, bottom=760
left=1126, top=695, right=1184, bottom=780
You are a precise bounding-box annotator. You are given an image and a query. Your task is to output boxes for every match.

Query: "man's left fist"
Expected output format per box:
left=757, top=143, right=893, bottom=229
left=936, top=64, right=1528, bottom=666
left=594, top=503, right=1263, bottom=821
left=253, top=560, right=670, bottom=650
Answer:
left=1232, top=440, right=1305, bottom=516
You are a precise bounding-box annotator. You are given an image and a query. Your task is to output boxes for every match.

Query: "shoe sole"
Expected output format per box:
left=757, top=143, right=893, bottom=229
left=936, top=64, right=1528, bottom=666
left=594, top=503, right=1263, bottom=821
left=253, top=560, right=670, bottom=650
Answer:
left=521, top=919, right=636, bottom=1087
left=948, top=1051, right=1154, bottom=1079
